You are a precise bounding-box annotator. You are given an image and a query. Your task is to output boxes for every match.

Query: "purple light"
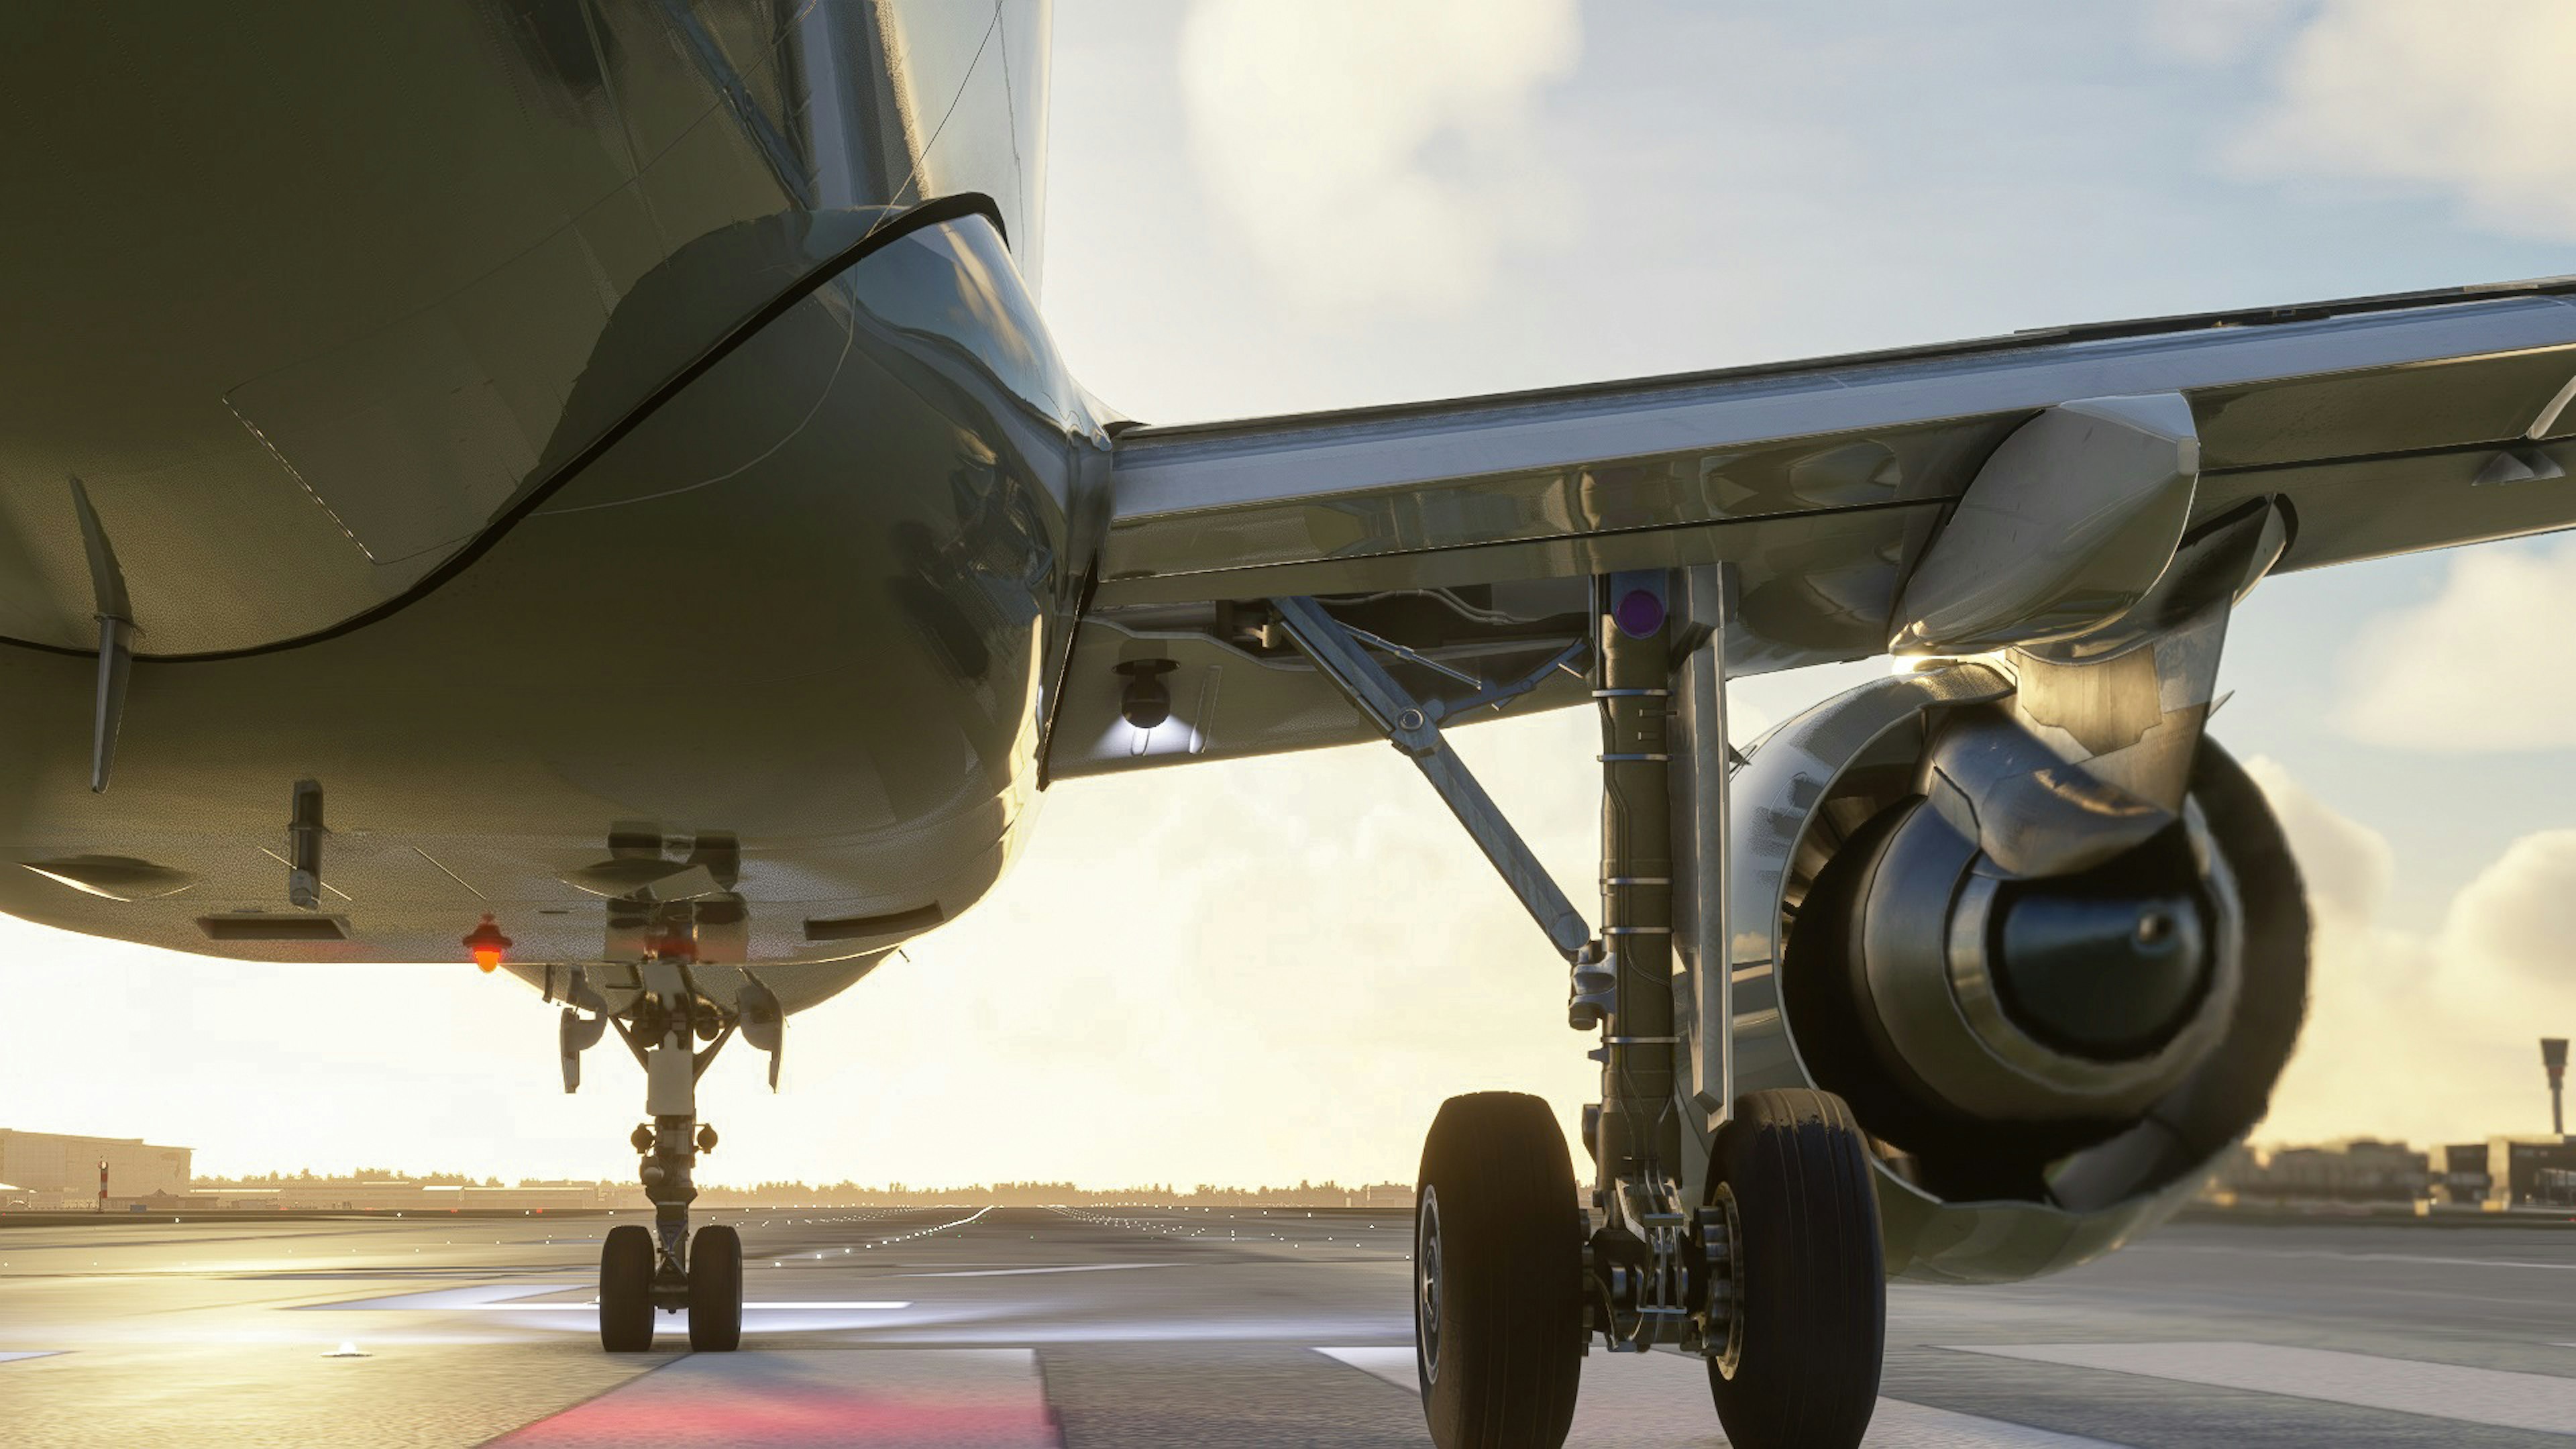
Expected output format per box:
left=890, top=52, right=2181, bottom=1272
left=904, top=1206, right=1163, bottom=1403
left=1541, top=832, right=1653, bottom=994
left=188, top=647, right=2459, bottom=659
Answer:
left=1613, top=588, right=1666, bottom=639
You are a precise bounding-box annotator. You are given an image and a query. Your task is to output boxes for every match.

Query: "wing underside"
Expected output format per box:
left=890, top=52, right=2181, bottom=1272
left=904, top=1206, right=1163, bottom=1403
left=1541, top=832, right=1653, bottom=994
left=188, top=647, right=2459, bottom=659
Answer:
left=1046, top=280, right=2576, bottom=781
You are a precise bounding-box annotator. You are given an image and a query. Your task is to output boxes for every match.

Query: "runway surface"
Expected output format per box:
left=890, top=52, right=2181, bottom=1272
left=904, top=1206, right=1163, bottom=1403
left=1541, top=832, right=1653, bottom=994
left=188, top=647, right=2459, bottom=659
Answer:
left=4, top=1204, right=2574, bottom=1446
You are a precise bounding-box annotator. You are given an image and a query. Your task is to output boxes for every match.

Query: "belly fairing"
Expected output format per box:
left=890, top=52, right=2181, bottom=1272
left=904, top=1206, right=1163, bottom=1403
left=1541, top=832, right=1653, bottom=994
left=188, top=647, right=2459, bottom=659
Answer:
left=0, top=214, right=1108, bottom=981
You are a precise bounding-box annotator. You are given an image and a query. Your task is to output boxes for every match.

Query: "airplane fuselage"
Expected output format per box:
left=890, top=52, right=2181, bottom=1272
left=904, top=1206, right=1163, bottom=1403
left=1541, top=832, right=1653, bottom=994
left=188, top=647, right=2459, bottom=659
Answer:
left=0, top=2, right=1088, bottom=1010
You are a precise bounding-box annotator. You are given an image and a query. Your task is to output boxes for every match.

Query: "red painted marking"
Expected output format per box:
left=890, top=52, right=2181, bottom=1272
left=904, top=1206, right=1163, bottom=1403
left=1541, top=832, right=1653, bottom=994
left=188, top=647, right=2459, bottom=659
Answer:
left=493, top=1350, right=1060, bottom=1448
left=504, top=1396, right=1049, bottom=1445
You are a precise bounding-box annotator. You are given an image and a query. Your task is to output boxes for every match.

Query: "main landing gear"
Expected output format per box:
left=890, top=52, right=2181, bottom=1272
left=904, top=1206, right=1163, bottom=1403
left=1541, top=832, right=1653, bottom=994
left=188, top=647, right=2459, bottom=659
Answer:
left=559, top=936, right=777, bottom=1354
left=1276, top=571, right=1885, bottom=1449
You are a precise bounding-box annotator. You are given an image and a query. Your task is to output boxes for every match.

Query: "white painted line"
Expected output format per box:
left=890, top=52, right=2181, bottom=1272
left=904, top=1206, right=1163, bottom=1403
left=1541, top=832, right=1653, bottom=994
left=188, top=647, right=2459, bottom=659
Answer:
left=1316, top=1345, right=1411, bottom=1386
left=1862, top=1402, right=2130, bottom=1448
left=296, top=1284, right=584, bottom=1312
left=445, top=1300, right=916, bottom=1313
left=492, top=1347, right=1059, bottom=1447
left=305, top=1284, right=907, bottom=1312
left=2132, top=1244, right=2576, bottom=1273
left=885, top=1263, right=1181, bottom=1280
left=1316, top=1346, right=2126, bottom=1446
left=1948, top=1342, right=2576, bottom=1436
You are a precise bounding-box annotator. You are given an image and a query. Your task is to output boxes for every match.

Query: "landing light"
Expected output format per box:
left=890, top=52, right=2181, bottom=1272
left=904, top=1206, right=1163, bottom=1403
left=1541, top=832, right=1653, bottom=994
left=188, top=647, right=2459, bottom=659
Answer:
left=1115, top=659, right=1176, bottom=729
left=463, top=914, right=513, bottom=973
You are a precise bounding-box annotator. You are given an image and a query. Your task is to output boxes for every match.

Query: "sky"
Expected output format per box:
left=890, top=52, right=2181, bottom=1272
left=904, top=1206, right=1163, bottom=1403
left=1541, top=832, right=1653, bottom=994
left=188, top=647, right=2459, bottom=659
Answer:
left=15, top=1, right=2576, bottom=1189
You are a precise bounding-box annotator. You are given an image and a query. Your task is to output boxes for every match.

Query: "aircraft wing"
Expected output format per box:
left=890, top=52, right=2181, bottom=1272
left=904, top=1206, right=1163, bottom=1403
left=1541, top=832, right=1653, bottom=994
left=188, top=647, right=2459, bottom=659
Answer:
left=1046, top=278, right=2576, bottom=780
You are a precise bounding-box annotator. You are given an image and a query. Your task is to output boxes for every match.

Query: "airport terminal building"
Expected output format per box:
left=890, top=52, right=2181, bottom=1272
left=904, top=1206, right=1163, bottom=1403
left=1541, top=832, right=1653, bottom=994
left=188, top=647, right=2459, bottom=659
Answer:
left=0, top=1128, right=192, bottom=1209
left=2432, top=1138, right=2576, bottom=1209
left=2217, top=1136, right=2576, bottom=1211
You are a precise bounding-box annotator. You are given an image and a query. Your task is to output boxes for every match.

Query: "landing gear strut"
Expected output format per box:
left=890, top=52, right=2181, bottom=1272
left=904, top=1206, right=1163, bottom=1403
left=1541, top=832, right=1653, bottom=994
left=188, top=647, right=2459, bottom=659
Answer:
left=566, top=952, right=753, bottom=1354
left=1277, top=570, right=1887, bottom=1449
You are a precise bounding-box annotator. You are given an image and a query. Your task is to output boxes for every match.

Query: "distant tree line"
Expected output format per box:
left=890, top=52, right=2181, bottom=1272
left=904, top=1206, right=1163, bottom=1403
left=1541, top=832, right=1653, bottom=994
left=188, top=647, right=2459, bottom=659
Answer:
left=187, top=1170, right=1411, bottom=1206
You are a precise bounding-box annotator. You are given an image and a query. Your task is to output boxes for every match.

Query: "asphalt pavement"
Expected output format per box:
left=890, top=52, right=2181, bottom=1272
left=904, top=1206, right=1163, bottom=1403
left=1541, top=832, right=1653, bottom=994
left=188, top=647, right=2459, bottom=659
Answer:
left=3, top=1204, right=2573, bottom=1446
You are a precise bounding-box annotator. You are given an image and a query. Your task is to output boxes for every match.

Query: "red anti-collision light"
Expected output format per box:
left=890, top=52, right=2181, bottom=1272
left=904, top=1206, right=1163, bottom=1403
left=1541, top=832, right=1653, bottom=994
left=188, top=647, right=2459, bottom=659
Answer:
left=463, top=914, right=513, bottom=973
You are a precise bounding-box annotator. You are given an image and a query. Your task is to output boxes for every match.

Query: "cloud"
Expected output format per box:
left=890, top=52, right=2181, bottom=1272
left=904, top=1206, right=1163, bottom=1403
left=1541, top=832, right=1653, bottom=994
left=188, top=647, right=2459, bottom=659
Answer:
left=2334, top=537, right=2576, bottom=751
left=2447, top=829, right=2576, bottom=993
left=2139, top=0, right=2306, bottom=66
left=2219, top=0, right=2576, bottom=241
left=2243, top=755, right=2576, bottom=1146
left=1176, top=0, right=1580, bottom=313
left=2239, top=755, right=2391, bottom=920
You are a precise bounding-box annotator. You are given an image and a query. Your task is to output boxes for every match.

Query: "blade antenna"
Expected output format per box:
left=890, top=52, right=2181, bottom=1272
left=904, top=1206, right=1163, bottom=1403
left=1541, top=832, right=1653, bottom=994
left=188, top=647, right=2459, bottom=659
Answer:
left=68, top=476, right=134, bottom=793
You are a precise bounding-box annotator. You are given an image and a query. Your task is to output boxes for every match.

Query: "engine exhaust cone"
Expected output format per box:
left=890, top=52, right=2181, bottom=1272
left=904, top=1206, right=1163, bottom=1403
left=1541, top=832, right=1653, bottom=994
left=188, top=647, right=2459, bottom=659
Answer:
left=1992, top=885, right=2209, bottom=1061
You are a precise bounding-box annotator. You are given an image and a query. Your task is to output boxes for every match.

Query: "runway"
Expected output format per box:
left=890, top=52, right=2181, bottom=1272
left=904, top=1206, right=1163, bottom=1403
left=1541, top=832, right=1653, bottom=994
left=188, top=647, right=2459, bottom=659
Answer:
left=3, top=1205, right=2574, bottom=1446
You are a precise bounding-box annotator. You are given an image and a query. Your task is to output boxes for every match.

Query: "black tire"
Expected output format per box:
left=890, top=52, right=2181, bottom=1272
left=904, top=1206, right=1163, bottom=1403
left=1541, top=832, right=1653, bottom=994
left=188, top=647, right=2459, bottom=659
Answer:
left=599, top=1223, right=656, bottom=1352
left=687, top=1224, right=744, bottom=1352
left=1414, top=1091, right=1584, bottom=1449
left=1705, top=1088, right=1884, bottom=1448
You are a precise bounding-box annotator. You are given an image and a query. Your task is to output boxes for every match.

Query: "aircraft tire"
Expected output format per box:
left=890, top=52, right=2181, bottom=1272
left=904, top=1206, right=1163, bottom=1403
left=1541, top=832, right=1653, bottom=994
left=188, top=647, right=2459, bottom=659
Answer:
left=687, top=1224, right=744, bottom=1352
left=1413, top=1091, right=1583, bottom=1449
left=598, top=1224, right=656, bottom=1352
left=1705, top=1087, right=1884, bottom=1448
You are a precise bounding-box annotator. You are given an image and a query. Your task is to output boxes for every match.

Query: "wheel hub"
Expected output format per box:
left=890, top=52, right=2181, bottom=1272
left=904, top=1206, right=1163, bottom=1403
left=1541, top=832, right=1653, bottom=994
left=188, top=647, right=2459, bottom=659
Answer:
left=1697, top=1185, right=1743, bottom=1375
left=1415, top=1186, right=1444, bottom=1382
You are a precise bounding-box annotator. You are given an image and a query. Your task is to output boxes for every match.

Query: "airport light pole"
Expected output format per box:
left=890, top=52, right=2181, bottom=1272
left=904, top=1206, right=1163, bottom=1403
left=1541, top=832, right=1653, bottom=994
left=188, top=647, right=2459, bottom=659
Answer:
left=2546, top=1037, right=2568, bottom=1138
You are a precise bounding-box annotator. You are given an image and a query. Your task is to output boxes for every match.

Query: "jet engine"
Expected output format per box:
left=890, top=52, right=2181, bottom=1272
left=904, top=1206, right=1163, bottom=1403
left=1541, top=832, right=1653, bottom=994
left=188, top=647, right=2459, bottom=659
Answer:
left=1721, top=659, right=2307, bottom=1283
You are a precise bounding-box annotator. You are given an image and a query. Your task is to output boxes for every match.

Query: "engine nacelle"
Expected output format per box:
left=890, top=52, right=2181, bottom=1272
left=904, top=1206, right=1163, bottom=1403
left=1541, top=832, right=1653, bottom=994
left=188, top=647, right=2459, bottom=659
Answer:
left=1722, top=662, right=2307, bottom=1283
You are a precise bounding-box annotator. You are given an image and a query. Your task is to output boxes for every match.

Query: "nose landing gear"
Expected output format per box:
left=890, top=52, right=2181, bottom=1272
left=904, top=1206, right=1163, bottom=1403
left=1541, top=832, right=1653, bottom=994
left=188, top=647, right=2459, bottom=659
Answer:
left=566, top=952, right=757, bottom=1354
left=598, top=1223, right=656, bottom=1352
left=686, top=1223, right=745, bottom=1352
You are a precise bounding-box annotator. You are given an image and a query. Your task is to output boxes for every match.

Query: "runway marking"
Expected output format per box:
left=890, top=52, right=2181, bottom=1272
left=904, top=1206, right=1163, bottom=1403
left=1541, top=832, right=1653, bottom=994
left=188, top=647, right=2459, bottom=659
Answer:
left=490, top=1348, right=1059, bottom=1447
left=881, top=1263, right=1181, bottom=1280
left=1310, top=1346, right=1413, bottom=1383
left=303, top=1284, right=909, bottom=1312
left=1948, top=1342, right=2576, bottom=1436
left=298, top=1283, right=589, bottom=1311
left=409, top=1303, right=920, bottom=1312
left=2132, top=1243, right=2576, bottom=1273
left=1316, top=1346, right=2127, bottom=1446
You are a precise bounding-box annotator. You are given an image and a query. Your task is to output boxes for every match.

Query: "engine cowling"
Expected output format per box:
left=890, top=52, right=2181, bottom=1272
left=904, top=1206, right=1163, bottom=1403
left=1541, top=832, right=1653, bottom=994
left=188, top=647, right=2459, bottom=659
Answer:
left=1723, top=661, right=2307, bottom=1283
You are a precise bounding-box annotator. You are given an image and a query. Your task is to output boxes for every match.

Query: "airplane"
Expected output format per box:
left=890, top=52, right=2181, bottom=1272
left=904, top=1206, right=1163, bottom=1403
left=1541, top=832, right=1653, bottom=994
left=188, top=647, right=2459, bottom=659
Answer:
left=6, top=5, right=2572, bottom=1447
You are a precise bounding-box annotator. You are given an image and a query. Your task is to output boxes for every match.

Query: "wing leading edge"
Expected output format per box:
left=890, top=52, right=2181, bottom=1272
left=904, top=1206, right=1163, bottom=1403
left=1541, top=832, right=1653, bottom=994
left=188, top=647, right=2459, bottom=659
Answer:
left=1048, top=278, right=2576, bottom=781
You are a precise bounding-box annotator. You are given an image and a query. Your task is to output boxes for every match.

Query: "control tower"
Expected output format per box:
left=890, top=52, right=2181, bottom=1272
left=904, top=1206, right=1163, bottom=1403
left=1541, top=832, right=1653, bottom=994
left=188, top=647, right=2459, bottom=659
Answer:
left=2546, top=1037, right=2568, bottom=1138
